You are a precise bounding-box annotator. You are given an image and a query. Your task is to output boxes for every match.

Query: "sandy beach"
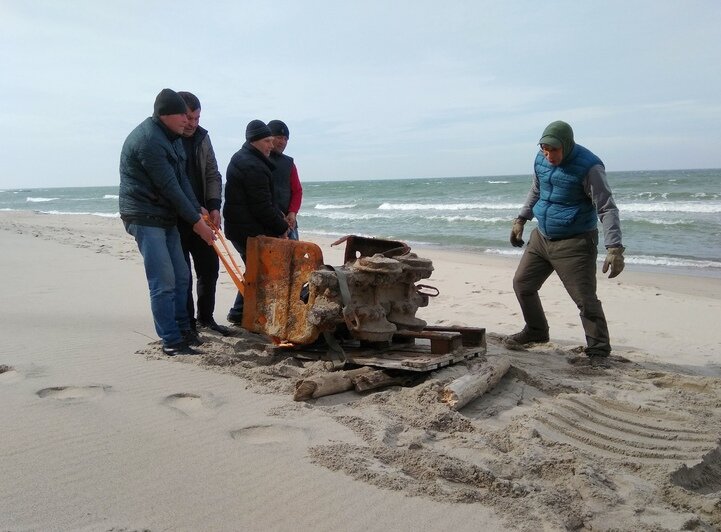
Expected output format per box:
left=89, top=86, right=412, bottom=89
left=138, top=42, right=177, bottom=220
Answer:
left=1, top=210, right=719, bottom=531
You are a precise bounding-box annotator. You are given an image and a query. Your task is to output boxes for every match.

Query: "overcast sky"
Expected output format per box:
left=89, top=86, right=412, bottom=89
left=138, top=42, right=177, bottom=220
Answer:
left=2, top=0, right=720, bottom=189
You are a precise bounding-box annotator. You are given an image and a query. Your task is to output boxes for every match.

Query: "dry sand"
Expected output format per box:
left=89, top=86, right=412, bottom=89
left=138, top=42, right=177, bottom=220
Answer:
left=1, top=211, right=719, bottom=531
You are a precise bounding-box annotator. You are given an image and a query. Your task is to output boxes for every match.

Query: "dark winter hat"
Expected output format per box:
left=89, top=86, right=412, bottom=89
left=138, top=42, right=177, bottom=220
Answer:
left=246, top=119, right=273, bottom=142
left=153, top=88, right=188, bottom=116
left=268, top=119, right=290, bottom=138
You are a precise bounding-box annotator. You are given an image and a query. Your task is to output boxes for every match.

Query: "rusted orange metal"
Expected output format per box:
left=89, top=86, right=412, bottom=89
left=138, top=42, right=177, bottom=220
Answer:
left=203, top=215, right=245, bottom=296
left=242, top=236, right=324, bottom=344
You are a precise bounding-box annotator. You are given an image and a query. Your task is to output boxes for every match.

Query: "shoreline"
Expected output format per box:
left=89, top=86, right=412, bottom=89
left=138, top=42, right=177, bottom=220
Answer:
left=4, top=208, right=721, bottom=280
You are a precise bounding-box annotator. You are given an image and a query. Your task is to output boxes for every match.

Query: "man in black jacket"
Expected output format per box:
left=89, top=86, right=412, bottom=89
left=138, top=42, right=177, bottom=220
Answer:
left=223, top=120, right=289, bottom=324
left=177, top=91, right=229, bottom=336
left=119, top=88, right=215, bottom=356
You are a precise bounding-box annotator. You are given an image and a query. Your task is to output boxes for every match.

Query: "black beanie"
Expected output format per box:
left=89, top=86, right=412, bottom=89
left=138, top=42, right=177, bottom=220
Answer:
left=268, top=119, right=290, bottom=138
left=246, top=119, right=272, bottom=142
left=153, top=88, right=188, bottom=116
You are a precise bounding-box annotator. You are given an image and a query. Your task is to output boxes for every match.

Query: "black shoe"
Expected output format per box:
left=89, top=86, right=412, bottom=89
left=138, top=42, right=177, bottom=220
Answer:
left=507, top=327, right=550, bottom=346
left=162, top=341, right=200, bottom=357
left=197, top=319, right=231, bottom=336
left=182, top=328, right=203, bottom=346
left=226, top=312, right=243, bottom=325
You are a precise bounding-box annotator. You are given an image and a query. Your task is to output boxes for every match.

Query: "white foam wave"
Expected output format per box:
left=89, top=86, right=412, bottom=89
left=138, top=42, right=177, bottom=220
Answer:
left=26, top=197, right=58, bottom=203
left=37, top=210, right=120, bottom=218
left=620, top=202, right=721, bottom=213
left=625, top=255, right=721, bottom=269
left=314, top=203, right=356, bottom=209
left=378, top=202, right=520, bottom=211
left=427, top=215, right=507, bottom=223
left=103, top=194, right=119, bottom=199
left=487, top=180, right=510, bottom=184
left=308, top=211, right=393, bottom=220
left=485, top=248, right=523, bottom=256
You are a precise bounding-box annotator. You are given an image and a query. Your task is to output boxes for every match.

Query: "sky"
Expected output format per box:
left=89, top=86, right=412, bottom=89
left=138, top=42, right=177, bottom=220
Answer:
left=1, top=0, right=720, bottom=189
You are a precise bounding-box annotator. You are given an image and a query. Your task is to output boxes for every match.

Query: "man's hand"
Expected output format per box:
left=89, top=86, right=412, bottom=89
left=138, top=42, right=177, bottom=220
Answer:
left=286, top=212, right=297, bottom=229
left=209, top=209, right=221, bottom=228
left=510, top=217, right=526, bottom=247
left=602, top=246, right=625, bottom=278
left=193, top=217, right=216, bottom=246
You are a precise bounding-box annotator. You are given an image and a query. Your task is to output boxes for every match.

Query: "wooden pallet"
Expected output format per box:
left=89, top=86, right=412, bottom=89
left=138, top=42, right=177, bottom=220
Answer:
left=271, top=326, right=487, bottom=372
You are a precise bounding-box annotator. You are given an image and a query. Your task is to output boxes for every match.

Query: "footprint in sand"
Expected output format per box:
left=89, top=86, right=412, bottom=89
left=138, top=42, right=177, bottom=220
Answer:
left=36, top=385, right=111, bottom=401
left=229, top=424, right=309, bottom=445
left=0, top=365, right=21, bottom=383
left=162, top=392, right=221, bottom=418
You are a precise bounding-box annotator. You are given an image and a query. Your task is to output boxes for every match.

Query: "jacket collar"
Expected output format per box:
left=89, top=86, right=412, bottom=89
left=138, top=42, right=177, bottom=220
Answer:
left=242, top=141, right=276, bottom=170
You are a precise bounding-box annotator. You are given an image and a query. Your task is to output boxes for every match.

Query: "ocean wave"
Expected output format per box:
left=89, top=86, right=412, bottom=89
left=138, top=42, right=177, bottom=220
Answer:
left=485, top=248, right=523, bottom=256
left=307, top=211, right=394, bottom=220
left=37, top=210, right=120, bottom=218
left=314, top=203, right=356, bottom=209
left=622, top=216, right=692, bottom=226
left=620, top=202, right=721, bottom=213
left=26, top=197, right=58, bottom=203
left=487, top=180, right=510, bottom=184
left=625, top=255, right=721, bottom=269
left=427, top=215, right=507, bottom=223
left=103, top=194, right=119, bottom=199
left=378, top=202, right=520, bottom=211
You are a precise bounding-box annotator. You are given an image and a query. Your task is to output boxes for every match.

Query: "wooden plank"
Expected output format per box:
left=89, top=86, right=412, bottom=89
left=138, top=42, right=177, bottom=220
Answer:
left=423, top=326, right=486, bottom=347
left=394, top=330, right=463, bottom=354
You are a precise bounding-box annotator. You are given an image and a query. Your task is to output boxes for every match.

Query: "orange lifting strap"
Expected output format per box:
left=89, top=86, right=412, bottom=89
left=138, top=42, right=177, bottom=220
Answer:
left=203, top=215, right=245, bottom=296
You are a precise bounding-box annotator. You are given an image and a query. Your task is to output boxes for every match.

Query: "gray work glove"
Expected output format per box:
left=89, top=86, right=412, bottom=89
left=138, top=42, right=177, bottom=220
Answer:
left=510, top=217, right=527, bottom=247
left=602, top=246, right=625, bottom=278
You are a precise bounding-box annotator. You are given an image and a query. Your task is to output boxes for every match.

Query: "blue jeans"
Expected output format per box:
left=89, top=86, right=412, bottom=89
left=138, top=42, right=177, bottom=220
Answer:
left=288, top=225, right=299, bottom=241
left=125, top=223, right=191, bottom=346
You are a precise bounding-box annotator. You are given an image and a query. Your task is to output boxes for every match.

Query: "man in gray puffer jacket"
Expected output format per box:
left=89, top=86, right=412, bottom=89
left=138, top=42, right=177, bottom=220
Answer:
left=119, top=88, right=215, bottom=356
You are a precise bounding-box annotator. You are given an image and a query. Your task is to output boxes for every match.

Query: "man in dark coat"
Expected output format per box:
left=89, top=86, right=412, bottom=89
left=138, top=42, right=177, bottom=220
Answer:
left=119, top=88, right=215, bottom=356
left=268, top=119, right=303, bottom=240
left=177, top=91, right=229, bottom=336
left=223, top=120, right=289, bottom=324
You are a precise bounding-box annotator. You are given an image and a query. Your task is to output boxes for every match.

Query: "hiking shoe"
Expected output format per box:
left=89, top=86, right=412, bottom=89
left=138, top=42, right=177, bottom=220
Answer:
left=226, top=312, right=243, bottom=325
left=182, top=328, right=203, bottom=346
left=197, top=319, right=231, bottom=336
left=507, top=327, right=550, bottom=346
left=162, top=341, right=200, bottom=357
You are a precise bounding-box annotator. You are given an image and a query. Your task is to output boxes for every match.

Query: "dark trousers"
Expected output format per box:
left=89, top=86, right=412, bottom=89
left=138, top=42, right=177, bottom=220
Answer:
left=512, top=228, right=611, bottom=355
left=227, top=239, right=247, bottom=322
left=179, top=222, right=220, bottom=325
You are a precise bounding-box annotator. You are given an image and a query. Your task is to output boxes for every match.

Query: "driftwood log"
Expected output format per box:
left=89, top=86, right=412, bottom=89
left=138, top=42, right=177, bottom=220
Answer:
left=294, top=367, right=374, bottom=401
left=440, top=357, right=511, bottom=410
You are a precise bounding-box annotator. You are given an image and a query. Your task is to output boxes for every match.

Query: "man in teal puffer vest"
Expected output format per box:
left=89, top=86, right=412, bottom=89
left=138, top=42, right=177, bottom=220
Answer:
left=508, top=121, right=625, bottom=358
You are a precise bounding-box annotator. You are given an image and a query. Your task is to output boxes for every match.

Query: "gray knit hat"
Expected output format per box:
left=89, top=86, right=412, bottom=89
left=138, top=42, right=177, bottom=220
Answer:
left=246, top=119, right=273, bottom=142
left=153, top=88, right=188, bottom=116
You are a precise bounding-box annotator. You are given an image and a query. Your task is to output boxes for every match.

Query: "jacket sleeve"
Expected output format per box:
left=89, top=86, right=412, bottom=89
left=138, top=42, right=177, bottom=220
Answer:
left=139, top=138, right=200, bottom=225
left=518, top=173, right=540, bottom=220
left=202, top=135, right=223, bottom=212
left=287, top=162, right=303, bottom=214
left=585, top=164, right=622, bottom=248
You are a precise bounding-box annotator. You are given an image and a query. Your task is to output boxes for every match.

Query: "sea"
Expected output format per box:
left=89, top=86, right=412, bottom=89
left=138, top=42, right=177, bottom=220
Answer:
left=2, top=168, right=720, bottom=278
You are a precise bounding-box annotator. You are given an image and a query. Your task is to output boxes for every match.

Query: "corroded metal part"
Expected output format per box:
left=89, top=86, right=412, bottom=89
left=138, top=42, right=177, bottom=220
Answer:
left=243, top=235, right=436, bottom=345
left=242, top=236, right=324, bottom=344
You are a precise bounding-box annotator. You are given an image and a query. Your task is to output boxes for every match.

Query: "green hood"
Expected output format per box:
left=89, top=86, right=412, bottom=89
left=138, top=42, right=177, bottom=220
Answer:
left=539, top=121, right=575, bottom=162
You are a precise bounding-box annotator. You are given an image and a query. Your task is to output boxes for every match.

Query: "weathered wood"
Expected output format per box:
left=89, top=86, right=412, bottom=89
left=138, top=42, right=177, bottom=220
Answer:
left=394, top=329, right=463, bottom=354
left=293, top=367, right=373, bottom=401
left=440, top=357, right=511, bottom=410
left=353, top=369, right=406, bottom=392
